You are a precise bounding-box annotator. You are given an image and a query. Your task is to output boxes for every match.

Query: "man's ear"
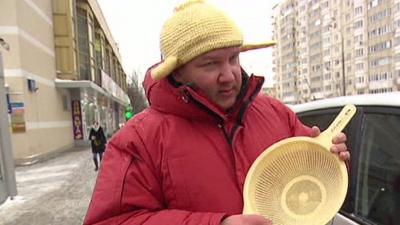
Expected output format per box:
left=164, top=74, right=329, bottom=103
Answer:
left=172, top=68, right=185, bottom=83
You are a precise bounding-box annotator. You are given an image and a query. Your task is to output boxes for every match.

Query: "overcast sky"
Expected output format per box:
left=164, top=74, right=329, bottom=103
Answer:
left=97, top=0, right=281, bottom=86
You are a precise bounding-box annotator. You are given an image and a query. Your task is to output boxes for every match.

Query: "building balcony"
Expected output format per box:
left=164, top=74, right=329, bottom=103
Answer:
left=394, top=61, right=400, bottom=71
left=355, top=81, right=368, bottom=89
left=323, top=79, right=332, bottom=86
left=369, top=80, right=393, bottom=90
left=283, top=95, right=296, bottom=104
left=311, top=92, right=324, bottom=100
left=394, top=45, right=400, bottom=55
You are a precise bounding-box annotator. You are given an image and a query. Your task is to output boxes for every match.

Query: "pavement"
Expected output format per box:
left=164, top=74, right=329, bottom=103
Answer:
left=0, top=148, right=98, bottom=225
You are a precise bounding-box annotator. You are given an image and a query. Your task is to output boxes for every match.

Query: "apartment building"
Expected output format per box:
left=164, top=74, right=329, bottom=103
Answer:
left=0, top=0, right=129, bottom=167
left=272, top=1, right=297, bottom=103
left=273, top=0, right=400, bottom=104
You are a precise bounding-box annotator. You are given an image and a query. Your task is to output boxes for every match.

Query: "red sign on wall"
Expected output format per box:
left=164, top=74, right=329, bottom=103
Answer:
left=71, top=100, right=83, bottom=140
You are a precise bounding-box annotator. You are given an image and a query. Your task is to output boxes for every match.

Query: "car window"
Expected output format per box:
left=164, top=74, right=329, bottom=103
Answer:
left=356, top=113, right=400, bottom=225
left=299, top=113, right=336, bottom=131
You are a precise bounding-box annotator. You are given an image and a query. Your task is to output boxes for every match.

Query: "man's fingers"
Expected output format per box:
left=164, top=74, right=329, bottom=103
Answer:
left=332, top=132, right=347, bottom=143
left=339, top=151, right=350, bottom=161
left=310, top=126, right=321, bottom=137
left=330, top=143, right=347, bottom=153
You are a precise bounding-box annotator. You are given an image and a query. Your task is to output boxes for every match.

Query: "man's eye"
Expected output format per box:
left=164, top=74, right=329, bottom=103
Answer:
left=202, top=61, right=216, bottom=66
left=230, top=54, right=239, bottom=62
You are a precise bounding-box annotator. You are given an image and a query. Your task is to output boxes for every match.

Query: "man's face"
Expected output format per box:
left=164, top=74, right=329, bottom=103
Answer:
left=174, top=46, right=242, bottom=110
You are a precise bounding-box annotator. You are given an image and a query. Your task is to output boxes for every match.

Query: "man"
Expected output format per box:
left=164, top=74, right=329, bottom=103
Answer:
left=84, top=1, right=349, bottom=224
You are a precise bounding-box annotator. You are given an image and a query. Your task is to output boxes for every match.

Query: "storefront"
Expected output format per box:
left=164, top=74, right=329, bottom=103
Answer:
left=55, top=76, right=129, bottom=146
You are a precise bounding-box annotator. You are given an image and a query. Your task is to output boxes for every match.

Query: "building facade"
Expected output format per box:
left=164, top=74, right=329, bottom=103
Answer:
left=0, top=0, right=129, bottom=168
left=273, top=0, right=400, bottom=104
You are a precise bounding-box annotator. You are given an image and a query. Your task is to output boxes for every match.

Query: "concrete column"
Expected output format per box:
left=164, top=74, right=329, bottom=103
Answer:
left=0, top=38, right=17, bottom=201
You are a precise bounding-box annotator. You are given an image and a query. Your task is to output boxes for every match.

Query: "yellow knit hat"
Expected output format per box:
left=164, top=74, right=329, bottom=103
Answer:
left=151, top=0, right=276, bottom=80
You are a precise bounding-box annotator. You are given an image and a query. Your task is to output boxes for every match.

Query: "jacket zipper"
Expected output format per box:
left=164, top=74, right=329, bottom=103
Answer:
left=228, top=77, right=263, bottom=142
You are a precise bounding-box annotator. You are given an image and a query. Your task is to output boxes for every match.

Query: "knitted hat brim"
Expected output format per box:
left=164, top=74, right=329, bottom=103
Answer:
left=151, top=40, right=277, bottom=80
left=240, top=40, right=277, bottom=52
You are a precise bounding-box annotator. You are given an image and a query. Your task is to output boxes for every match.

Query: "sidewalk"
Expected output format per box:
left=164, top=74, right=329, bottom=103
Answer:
left=0, top=148, right=98, bottom=225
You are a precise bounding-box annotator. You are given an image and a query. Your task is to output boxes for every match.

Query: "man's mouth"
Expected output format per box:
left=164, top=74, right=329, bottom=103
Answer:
left=219, top=88, right=234, bottom=97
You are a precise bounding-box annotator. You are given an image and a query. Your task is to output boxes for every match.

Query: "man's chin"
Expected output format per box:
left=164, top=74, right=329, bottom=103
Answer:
left=216, top=99, right=235, bottom=110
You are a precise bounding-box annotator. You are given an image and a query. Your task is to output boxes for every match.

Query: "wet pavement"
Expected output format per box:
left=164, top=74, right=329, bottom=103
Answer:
left=0, top=148, right=98, bottom=225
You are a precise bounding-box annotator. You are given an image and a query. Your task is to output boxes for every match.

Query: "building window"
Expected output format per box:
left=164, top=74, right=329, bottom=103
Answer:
left=323, top=49, right=331, bottom=56
left=322, top=1, right=329, bottom=8
left=369, top=72, right=392, bottom=81
left=324, top=85, right=331, bottom=90
left=355, top=48, right=364, bottom=57
left=369, top=8, right=391, bottom=23
left=324, top=73, right=331, bottom=79
left=369, top=41, right=392, bottom=53
left=369, top=25, right=391, bottom=38
left=88, top=14, right=96, bottom=82
left=356, top=63, right=364, bottom=71
left=354, top=34, right=363, bottom=43
left=370, top=57, right=391, bottom=67
left=346, top=40, right=352, bottom=47
left=368, top=0, right=384, bottom=9
left=369, top=88, right=393, bottom=93
left=62, top=95, right=69, bottom=111
left=354, top=20, right=363, bottom=29
left=77, top=8, right=91, bottom=80
left=396, top=3, right=400, bottom=12
left=311, top=75, right=322, bottom=82
left=94, top=31, right=103, bottom=86
left=346, top=13, right=351, bottom=21
left=394, top=37, right=400, bottom=47
left=104, top=47, right=110, bottom=74
left=355, top=6, right=363, bottom=14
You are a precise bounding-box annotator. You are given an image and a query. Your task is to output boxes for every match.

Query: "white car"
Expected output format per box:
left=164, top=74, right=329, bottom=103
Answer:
left=290, top=92, right=400, bottom=225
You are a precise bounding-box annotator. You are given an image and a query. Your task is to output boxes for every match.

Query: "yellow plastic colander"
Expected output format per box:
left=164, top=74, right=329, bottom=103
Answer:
left=243, top=104, right=356, bottom=225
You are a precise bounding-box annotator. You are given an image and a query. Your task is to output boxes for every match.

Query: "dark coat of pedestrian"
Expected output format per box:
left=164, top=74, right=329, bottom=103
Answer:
left=89, top=122, right=106, bottom=153
left=88, top=122, right=106, bottom=171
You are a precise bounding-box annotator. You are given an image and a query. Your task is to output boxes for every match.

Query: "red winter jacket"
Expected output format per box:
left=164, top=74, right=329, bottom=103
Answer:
left=83, top=69, right=312, bottom=225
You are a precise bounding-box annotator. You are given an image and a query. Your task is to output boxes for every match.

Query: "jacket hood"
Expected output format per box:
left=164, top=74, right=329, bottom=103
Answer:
left=143, top=63, right=265, bottom=122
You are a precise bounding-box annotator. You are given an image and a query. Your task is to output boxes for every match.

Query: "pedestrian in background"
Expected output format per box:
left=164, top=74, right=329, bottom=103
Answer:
left=88, top=121, right=106, bottom=171
left=84, top=1, right=350, bottom=224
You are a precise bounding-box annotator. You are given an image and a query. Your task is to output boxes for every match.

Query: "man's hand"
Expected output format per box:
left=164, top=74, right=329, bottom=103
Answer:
left=310, top=126, right=350, bottom=161
left=221, top=215, right=272, bottom=225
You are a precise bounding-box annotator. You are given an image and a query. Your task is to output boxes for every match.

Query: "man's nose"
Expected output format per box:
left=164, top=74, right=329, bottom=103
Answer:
left=218, top=62, right=235, bottom=82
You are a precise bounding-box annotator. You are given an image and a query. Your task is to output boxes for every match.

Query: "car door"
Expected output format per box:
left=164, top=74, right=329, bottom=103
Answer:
left=348, top=106, right=400, bottom=225
left=297, top=105, right=400, bottom=225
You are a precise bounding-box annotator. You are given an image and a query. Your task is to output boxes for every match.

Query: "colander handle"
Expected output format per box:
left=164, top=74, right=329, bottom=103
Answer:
left=316, top=104, right=357, bottom=149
